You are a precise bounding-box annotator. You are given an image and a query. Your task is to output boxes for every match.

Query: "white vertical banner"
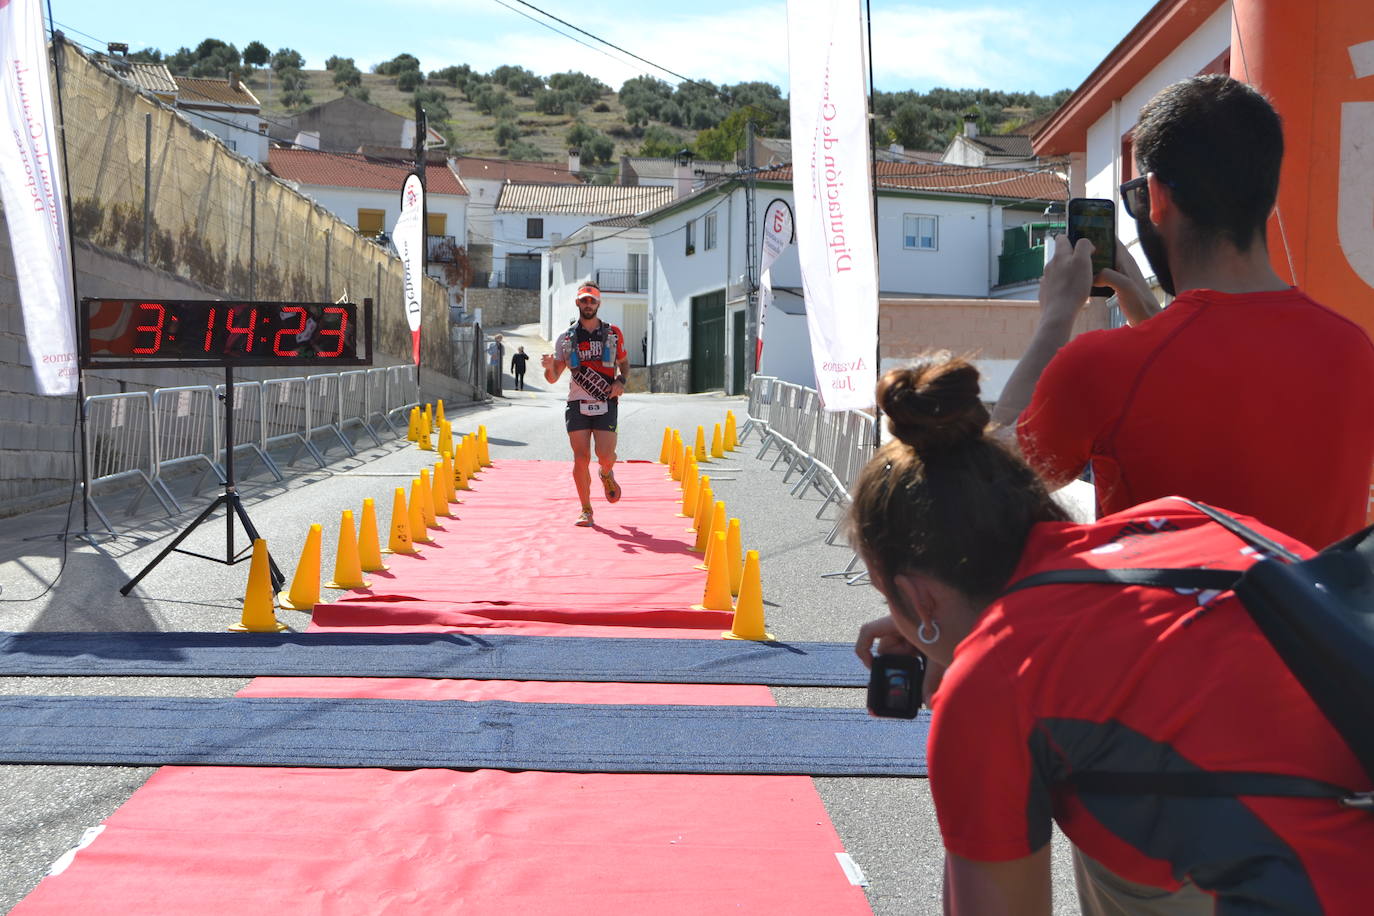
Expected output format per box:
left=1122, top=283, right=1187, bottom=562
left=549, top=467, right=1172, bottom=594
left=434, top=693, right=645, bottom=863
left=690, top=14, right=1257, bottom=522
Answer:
left=787, top=0, right=878, bottom=409
left=0, top=0, right=78, bottom=395
left=757, top=198, right=795, bottom=369
left=394, top=172, right=425, bottom=365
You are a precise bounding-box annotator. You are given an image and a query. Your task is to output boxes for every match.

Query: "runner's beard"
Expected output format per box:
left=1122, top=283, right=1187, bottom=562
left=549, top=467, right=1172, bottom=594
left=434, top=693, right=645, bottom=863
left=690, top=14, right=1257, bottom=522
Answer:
left=579, top=304, right=598, bottom=319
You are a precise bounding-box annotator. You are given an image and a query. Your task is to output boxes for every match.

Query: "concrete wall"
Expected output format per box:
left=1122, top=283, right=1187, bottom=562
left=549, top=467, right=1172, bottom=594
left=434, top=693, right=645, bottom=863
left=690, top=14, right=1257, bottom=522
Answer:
left=466, top=287, right=539, bottom=327
left=880, top=295, right=1111, bottom=361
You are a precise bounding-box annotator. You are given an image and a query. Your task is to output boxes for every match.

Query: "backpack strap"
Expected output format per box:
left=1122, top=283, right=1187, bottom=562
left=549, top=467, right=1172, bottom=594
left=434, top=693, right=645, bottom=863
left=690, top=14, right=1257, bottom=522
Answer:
left=1176, top=499, right=1303, bottom=563
left=1002, top=567, right=1241, bottom=595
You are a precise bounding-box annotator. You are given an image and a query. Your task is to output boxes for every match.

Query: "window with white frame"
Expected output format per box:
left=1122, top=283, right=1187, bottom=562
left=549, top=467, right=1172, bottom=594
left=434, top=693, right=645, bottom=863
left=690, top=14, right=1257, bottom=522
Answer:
left=903, top=214, right=938, bottom=251
left=704, top=212, right=718, bottom=250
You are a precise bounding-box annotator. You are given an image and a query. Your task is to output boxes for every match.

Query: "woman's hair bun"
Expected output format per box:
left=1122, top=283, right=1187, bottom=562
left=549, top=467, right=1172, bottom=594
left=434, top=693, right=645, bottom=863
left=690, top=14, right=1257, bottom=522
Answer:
left=877, top=356, right=988, bottom=455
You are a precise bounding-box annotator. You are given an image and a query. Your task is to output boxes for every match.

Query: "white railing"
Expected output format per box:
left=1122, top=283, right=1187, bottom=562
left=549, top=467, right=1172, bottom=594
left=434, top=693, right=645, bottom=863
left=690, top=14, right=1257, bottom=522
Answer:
left=84, top=366, right=420, bottom=533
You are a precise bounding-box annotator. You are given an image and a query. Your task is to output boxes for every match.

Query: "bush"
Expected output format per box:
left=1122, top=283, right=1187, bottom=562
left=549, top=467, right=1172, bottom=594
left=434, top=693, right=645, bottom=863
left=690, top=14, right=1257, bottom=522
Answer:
left=271, top=48, right=304, bottom=72
left=324, top=55, right=353, bottom=71
left=592, top=101, right=610, bottom=113
left=332, top=63, right=361, bottom=88
left=494, top=120, right=521, bottom=147
left=376, top=53, right=421, bottom=76
left=397, top=69, right=423, bottom=92
left=506, top=140, right=546, bottom=161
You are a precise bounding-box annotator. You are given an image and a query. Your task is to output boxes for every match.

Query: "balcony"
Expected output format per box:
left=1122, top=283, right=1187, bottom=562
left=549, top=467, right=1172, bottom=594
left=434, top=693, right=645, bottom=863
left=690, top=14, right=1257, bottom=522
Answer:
left=996, top=221, right=1063, bottom=287
left=428, top=235, right=458, bottom=263
left=594, top=268, right=649, bottom=294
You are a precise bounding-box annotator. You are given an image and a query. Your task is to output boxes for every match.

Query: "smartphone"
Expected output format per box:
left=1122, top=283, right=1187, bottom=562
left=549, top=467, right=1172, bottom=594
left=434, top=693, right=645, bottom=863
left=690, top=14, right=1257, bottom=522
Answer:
left=866, top=654, right=926, bottom=719
left=1066, top=198, right=1116, bottom=298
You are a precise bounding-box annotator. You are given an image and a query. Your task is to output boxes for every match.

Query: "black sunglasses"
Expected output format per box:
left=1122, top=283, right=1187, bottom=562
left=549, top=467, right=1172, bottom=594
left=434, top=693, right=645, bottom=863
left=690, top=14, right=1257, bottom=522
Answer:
left=1120, top=176, right=1149, bottom=220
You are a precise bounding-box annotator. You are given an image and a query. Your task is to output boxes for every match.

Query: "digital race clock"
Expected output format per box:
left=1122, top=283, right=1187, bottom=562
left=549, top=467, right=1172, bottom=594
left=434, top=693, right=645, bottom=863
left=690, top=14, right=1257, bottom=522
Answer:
left=80, top=298, right=374, bottom=368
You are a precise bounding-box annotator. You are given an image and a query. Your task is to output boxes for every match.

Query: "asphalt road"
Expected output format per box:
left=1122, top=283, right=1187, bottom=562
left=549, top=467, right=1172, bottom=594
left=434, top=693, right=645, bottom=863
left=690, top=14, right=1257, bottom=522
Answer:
left=0, top=327, right=1090, bottom=913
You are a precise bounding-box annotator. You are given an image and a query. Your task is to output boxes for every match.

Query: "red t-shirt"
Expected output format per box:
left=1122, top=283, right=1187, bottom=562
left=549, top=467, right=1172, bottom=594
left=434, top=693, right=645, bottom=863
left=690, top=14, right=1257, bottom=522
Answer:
left=929, top=499, right=1374, bottom=910
left=1017, top=288, right=1374, bottom=548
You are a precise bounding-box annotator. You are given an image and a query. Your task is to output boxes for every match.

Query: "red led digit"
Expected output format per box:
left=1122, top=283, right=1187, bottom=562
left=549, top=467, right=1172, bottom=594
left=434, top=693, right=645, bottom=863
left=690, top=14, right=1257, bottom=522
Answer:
left=131, top=302, right=166, bottom=354
left=203, top=307, right=216, bottom=351
left=317, top=307, right=350, bottom=357
left=272, top=307, right=307, bottom=356
left=225, top=306, right=258, bottom=353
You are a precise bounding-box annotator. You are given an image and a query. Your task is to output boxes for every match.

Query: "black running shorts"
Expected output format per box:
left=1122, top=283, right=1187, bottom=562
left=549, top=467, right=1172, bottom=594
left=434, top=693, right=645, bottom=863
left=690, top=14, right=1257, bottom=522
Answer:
left=565, top=398, right=619, bottom=433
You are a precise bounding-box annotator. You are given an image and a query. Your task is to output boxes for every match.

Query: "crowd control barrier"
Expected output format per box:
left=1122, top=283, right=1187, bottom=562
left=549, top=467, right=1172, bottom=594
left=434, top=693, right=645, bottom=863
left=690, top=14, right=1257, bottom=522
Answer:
left=83, top=365, right=426, bottom=534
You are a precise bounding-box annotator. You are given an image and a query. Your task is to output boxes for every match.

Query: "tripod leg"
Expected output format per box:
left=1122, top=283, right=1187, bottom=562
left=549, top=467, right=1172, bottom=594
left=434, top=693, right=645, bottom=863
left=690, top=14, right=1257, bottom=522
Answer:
left=231, top=493, right=285, bottom=590
left=121, top=494, right=228, bottom=595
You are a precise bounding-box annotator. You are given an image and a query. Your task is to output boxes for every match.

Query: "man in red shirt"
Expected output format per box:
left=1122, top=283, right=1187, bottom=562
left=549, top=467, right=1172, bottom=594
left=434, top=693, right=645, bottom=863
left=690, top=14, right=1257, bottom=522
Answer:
left=541, top=284, right=630, bottom=527
left=991, top=75, right=1374, bottom=549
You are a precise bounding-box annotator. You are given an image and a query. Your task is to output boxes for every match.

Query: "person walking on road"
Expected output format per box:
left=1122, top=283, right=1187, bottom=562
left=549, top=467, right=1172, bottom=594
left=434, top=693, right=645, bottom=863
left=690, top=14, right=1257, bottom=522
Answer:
left=541, top=284, right=630, bottom=526
left=486, top=334, right=505, bottom=397
left=511, top=346, right=530, bottom=390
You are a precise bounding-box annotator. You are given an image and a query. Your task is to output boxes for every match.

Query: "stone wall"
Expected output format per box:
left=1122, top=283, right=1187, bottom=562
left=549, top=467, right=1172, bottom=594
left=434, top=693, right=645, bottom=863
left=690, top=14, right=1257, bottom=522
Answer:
left=465, top=287, right=540, bottom=328
left=648, top=359, right=690, bottom=394
left=879, top=296, right=1110, bottom=361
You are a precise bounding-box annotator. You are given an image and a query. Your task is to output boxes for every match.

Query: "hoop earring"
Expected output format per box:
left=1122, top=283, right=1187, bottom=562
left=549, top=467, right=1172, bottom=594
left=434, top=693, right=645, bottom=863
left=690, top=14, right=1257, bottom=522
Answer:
left=916, top=620, right=940, bottom=645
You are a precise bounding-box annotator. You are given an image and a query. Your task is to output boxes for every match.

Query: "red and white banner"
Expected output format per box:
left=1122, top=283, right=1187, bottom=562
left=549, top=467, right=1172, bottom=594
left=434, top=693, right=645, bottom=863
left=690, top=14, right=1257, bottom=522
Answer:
left=394, top=172, right=424, bottom=365
left=786, top=0, right=877, bottom=409
left=757, top=197, right=794, bottom=368
left=0, top=0, right=77, bottom=395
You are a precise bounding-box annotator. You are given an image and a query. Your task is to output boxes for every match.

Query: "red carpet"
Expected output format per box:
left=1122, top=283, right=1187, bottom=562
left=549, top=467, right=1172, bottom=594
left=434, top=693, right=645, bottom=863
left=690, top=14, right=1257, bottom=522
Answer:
left=14, top=459, right=870, bottom=914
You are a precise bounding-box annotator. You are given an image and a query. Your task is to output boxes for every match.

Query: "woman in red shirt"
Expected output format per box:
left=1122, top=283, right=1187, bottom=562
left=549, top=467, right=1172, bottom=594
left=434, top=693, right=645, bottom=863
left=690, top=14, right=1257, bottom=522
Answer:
left=851, top=356, right=1373, bottom=915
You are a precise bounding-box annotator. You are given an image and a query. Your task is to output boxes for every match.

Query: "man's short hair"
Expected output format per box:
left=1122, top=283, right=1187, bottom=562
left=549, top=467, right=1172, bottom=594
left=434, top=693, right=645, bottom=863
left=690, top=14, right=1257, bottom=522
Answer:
left=1133, top=75, right=1283, bottom=251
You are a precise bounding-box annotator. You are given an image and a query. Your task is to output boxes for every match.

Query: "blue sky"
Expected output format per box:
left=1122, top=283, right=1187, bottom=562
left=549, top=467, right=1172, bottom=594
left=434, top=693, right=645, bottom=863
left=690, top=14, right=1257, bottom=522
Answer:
left=47, top=0, right=1159, bottom=95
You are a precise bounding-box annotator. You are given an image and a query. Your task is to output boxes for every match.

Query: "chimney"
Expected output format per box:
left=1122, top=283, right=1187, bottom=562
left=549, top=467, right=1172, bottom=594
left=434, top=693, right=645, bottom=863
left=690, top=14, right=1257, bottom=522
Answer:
left=674, top=148, right=695, bottom=200
left=568, top=148, right=581, bottom=176
left=963, top=114, right=979, bottom=139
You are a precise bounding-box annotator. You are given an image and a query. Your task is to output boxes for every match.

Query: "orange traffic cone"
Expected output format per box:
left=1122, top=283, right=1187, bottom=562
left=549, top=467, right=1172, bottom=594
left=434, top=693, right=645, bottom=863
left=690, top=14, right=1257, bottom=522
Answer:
left=658, top=427, right=673, bottom=464
left=726, top=517, right=743, bottom=596
left=724, top=411, right=738, bottom=451
left=669, top=440, right=683, bottom=481
left=358, top=497, right=388, bottom=572
left=478, top=425, right=492, bottom=467
left=694, top=426, right=708, bottom=462
left=432, top=461, right=455, bottom=517
left=230, top=539, right=289, bottom=632
left=409, top=478, right=434, bottom=544
left=454, top=446, right=471, bottom=491
left=277, top=523, right=322, bottom=611
left=436, top=399, right=447, bottom=427
left=417, top=409, right=434, bottom=451
left=694, top=499, right=725, bottom=553
left=723, top=550, right=773, bottom=640
left=406, top=407, right=420, bottom=442
left=696, top=515, right=724, bottom=571
left=383, top=487, right=420, bottom=555
left=324, top=510, right=371, bottom=590
left=680, top=470, right=701, bottom=517
left=711, top=423, right=725, bottom=459
left=694, top=531, right=734, bottom=611
left=690, top=479, right=713, bottom=533
left=441, top=454, right=462, bottom=503
left=438, top=419, right=452, bottom=457
left=418, top=469, right=441, bottom=529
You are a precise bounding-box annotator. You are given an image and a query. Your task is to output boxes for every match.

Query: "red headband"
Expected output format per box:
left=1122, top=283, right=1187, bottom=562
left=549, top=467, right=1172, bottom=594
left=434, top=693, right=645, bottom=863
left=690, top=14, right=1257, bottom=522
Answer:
left=576, top=286, right=600, bottom=303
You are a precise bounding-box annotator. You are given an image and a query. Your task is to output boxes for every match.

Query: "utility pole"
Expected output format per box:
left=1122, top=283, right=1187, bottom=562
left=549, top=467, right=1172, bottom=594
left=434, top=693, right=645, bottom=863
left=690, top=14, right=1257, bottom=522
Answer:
left=743, top=118, right=758, bottom=377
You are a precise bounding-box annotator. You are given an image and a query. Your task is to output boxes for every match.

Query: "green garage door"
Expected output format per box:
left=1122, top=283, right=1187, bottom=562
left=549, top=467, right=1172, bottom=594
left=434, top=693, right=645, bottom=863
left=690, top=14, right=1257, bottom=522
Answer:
left=690, top=290, right=726, bottom=393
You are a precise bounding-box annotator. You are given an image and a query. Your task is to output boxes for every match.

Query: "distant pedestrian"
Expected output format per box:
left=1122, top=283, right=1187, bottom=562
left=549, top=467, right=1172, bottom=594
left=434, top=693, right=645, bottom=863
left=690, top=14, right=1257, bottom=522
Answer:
left=486, top=334, right=504, bottom=397
left=511, top=346, right=529, bottom=390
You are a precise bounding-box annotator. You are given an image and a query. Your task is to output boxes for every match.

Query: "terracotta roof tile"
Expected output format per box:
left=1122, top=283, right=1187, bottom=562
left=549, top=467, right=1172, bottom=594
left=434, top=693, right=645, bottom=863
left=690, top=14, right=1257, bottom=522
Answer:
left=754, top=160, right=1065, bottom=202
left=495, top=182, right=674, bottom=216
left=267, top=148, right=468, bottom=196
left=175, top=76, right=260, bottom=109
left=453, top=157, right=583, bottom=184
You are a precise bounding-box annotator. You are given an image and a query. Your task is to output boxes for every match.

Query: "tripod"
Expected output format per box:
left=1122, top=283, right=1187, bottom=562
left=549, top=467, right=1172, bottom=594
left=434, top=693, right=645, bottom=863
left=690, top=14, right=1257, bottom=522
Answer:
left=121, top=367, right=284, bottom=596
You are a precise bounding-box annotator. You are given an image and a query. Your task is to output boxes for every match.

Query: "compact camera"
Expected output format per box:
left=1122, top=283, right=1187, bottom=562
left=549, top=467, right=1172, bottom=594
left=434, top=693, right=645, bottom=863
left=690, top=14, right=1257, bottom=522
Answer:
left=866, top=653, right=926, bottom=719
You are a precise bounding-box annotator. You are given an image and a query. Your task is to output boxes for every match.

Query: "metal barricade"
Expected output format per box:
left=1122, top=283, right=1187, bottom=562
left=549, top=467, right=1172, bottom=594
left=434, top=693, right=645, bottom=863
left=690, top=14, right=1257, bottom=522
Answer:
left=756, top=381, right=797, bottom=461
left=262, top=377, right=324, bottom=468
left=767, top=384, right=807, bottom=470
left=214, top=380, right=283, bottom=482
left=781, top=389, right=822, bottom=483
left=737, top=375, right=775, bottom=445
left=151, top=385, right=225, bottom=509
left=364, top=367, right=396, bottom=435
left=84, top=391, right=175, bottom=529
left=305, top=373, right=356, bottom=459
left=338, top=369, right=383, bottom=449
left=386, top=364, right=420, bottom=430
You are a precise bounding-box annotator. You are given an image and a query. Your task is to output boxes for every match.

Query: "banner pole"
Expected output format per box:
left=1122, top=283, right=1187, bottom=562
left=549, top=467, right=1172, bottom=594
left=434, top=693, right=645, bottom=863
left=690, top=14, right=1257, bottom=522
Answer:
left=865, top=0, right=882, bottom=448
left=44, top=14, right=93, bottom=535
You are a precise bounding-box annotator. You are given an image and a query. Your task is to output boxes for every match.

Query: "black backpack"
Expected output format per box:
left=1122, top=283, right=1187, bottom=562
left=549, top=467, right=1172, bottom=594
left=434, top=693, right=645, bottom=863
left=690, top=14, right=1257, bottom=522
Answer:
left=1002, top=499, right=1374, bottom=810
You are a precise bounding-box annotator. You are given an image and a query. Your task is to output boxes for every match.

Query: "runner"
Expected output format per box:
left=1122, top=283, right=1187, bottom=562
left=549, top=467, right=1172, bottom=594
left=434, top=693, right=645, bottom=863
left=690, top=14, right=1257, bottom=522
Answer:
left=541, top=284, right=630, bottom=526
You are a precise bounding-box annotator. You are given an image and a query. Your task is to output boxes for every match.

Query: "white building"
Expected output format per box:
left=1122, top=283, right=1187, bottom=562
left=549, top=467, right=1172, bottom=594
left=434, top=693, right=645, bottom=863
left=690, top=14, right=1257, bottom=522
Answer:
left=941, top=115, right=1045, bottom=170
left=545, top=216, right=652, bottom=367
left=545, top=161, right=1065, bottom=394
left=451, top=154, right=585, bottom=266
left=491, top=182, right=673, bottom=292
left=266, top=148, right=470, bottom=302
left=175, top=76, right=269, bottom=163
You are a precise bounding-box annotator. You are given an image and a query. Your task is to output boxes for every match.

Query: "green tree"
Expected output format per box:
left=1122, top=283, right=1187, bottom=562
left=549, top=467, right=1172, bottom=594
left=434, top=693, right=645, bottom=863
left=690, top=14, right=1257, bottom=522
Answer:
left=242, top=41, right=269, bottom=69
left=376, top=53, right=421, bottom=76
left=281, top=88, right=312, bottom=109
left=279, top=68, right=308, bottom=92
left=414, top=87, right=451, bottom=122
left=566, top=120, right=597, bottom=149
left=429, top=64, right=472, bottom=87
left=506, top=140, right=546, bottom=161
left=333, top=63, right=362, bottom=89
left=130, top=47, right=163, bottom=64
left=271, top=48, right=304, bottom=72
left=694, top=105, right=772, bottom=161
left=637, top=125, right=681, bottom=158
left=494, top=120, right=521, bottom=148
left=397, top=69, right=423, bottom=92
left=324, top=55, right=353, bottom=71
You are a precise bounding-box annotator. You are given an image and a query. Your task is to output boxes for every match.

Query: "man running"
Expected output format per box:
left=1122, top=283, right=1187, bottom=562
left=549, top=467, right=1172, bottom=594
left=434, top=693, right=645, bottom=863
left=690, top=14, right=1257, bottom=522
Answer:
left=541, top=284, right=630, bottom=526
